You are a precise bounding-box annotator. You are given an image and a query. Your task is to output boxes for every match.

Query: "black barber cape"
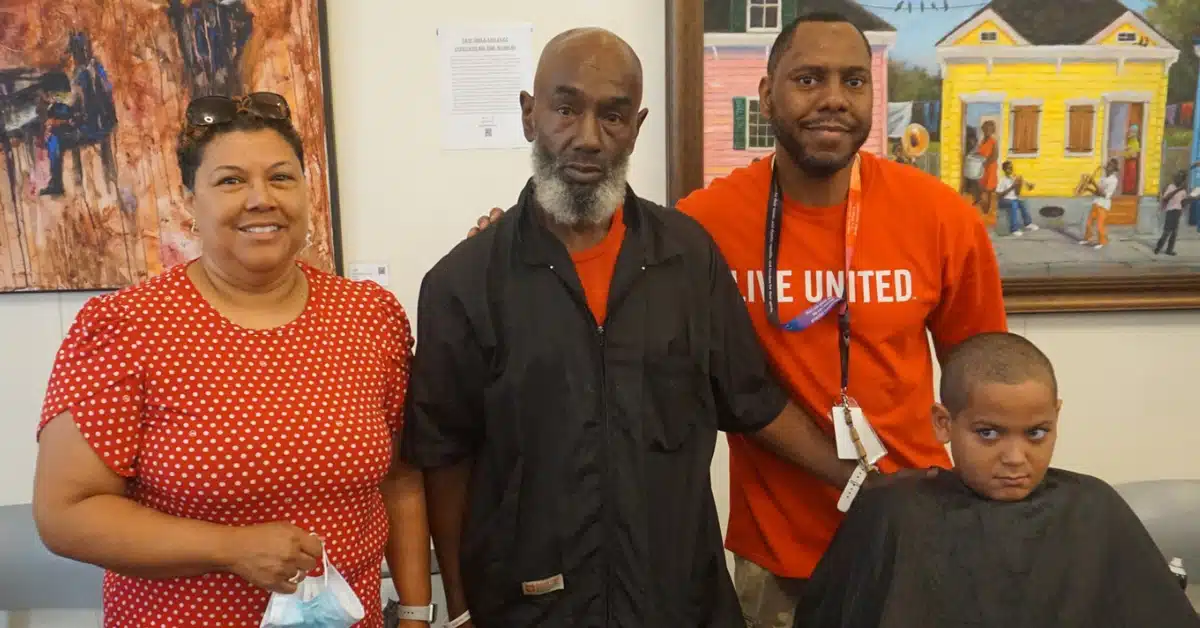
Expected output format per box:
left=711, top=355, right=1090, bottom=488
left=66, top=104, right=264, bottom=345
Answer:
left=401, top=180, right=789, bottom=628
left=795, top=468, right=1200, bottom=628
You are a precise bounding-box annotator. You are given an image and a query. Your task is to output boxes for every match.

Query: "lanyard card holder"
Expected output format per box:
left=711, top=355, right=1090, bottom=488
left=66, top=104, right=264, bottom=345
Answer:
left=831, top=395, right=887, bottom=467
left=833, top=396, right=887, bottom=513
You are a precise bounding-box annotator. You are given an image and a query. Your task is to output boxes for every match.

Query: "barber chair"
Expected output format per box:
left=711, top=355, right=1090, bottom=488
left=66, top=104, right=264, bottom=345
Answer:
left=1113, top=479, right=1200, bottom=607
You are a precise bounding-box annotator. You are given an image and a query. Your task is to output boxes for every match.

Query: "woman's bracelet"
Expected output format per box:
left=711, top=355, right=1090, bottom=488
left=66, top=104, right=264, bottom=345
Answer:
left=448, top=610, right=472, bottom=628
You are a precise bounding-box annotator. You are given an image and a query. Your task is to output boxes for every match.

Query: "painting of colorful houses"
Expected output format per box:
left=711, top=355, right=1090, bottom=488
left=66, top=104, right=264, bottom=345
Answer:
left=702, top=0, right=1200, bottom=279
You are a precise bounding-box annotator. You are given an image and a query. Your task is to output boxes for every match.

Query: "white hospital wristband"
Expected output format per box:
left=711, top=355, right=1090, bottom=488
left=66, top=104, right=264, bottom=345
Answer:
left=836, top=464, right=870, bottom=512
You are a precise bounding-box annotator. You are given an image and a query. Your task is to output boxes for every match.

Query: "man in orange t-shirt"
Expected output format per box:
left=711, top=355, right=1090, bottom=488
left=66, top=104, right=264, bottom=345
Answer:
left=672, top=13, right=1008, bottom=625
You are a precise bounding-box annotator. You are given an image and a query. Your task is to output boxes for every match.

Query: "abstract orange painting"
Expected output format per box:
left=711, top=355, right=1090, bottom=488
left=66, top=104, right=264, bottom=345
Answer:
left=0, top=0, right=340, bottom=293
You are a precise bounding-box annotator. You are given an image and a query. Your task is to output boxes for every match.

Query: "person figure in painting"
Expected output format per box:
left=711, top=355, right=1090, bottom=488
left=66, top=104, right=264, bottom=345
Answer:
left=166, top=0, right=253, bottom=98
left=402, top=25, right=906, bottom=628
left=32, top=92, right=435, bottom=628
left=1189, top=160, right=1200, bottom=230
left=1156, top=170, right=1188, bottom=256
left=462, top=13, right=1008, bottom=628
left=793, top=331, right=1200, bottom=628
left=960, top=127, right=981, bottom=200
left=1122, top=124, right=1141, bottom=195
left=973, top=120, right=999, bottom=213
left=39, top=31, right=118, bottom=197
left=889, top=138, right=913, bottom=166
left=1081, top=158, right=1120, bottom=250
left=995, top=160, right=1038, bottom=236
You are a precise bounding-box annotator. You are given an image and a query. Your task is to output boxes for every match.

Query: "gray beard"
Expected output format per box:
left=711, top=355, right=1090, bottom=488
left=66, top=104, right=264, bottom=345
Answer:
left=531, top=142, right=628, bottom=227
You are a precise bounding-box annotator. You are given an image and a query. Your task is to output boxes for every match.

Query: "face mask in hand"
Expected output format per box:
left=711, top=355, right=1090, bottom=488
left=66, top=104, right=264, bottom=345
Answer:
left=259, top=547, right=365, bottom=628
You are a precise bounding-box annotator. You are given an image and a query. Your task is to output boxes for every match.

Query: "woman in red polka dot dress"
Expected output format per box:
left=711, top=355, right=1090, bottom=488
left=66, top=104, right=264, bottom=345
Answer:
left=31, top=94, right=433, bottom=628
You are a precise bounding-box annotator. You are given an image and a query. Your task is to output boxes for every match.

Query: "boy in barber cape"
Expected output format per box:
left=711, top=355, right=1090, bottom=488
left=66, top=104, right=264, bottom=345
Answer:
left=794, top=332, right=1200, bottom=628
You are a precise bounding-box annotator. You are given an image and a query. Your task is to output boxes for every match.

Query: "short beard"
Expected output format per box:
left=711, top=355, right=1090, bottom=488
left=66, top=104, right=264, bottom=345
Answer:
left=771, top=116, right=870, bottom=179
left=531, top=141, right=629, bottom=227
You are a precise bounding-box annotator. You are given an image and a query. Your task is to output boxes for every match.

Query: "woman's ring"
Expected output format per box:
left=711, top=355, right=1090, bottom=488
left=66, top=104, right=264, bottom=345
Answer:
left=288, top=571, right=304, bottom=584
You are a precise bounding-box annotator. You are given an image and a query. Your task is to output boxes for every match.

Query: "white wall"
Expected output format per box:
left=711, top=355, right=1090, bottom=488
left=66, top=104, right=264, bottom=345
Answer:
left=1, top=0, right=1198, bottom=623
left=330, top=3, right=667, bottom=315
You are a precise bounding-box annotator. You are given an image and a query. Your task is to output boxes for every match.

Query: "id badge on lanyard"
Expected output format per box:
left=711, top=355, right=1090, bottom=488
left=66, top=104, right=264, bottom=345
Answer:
left=762, top=153, right=887, bottom=475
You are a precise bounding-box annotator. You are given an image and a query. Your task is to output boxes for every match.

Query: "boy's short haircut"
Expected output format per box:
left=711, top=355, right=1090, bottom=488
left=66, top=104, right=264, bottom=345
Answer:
left=939, top=332, right=1057, bottom=416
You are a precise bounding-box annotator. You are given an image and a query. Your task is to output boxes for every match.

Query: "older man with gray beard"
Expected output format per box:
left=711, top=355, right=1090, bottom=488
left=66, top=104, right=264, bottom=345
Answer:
left=400, top=27, right=842, bottom=628
left=528, top=125, right=630, bottom=226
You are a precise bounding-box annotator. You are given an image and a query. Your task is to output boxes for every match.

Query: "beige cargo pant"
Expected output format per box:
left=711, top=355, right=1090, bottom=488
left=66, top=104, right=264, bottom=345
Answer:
left=733, top=555, right=808, bottom=628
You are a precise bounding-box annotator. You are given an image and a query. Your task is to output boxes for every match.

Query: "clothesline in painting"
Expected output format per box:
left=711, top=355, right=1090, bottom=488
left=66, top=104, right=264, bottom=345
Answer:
left=857, top=1, right=988, bottom=10
left=885, top=101, right=1195, bottom=138
left=887, top=101, right=941, bottom=140
left=1164, top=102, right=1194, bottom=128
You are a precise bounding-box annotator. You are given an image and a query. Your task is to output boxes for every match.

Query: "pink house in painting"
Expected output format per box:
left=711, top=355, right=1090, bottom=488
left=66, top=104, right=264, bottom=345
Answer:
left=702, top=0, right=897, bottom=185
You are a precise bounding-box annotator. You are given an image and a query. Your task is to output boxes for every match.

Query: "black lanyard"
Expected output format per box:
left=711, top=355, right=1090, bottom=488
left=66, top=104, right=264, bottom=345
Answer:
left=763, top=161, right=853, bottom=395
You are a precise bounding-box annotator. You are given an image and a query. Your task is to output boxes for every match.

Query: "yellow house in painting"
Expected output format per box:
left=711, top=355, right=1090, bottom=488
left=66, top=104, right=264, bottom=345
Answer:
left=936, top=0, right=1179, bottom=228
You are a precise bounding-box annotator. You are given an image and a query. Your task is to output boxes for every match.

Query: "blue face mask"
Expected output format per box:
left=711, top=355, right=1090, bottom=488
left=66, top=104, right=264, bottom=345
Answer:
left=260, top=550, right=365, bottom=628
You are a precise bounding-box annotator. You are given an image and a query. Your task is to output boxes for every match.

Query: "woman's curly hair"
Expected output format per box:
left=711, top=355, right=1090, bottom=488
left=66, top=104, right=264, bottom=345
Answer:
left=176, top=113, right=305, bottom=191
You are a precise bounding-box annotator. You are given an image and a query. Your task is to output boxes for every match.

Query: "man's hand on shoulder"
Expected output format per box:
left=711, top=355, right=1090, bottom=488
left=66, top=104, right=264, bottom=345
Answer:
left=467, top=208, right=505, bottom=238
left=862, top=466, right=940, bottom=492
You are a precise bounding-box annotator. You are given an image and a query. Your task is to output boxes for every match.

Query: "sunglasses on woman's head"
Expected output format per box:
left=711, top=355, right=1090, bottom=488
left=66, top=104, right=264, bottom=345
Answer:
left=184, top=92, right=291, bottom=127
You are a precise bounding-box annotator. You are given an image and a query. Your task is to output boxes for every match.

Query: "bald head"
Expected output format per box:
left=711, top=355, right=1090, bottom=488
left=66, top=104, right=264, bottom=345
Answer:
left=521, top=28, right=649, bottom=227
left=533, top=28, right=643, bottom=103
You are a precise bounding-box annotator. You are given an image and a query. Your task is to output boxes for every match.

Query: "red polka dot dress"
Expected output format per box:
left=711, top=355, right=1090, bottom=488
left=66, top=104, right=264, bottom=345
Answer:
left=38, top=260, right=413, bottom=628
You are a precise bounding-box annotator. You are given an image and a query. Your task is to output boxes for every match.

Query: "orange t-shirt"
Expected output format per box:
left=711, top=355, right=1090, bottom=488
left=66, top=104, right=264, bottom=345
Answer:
left=677, top=151, right=1007, bottom=578
left=570, top=207, right=626, bottom=322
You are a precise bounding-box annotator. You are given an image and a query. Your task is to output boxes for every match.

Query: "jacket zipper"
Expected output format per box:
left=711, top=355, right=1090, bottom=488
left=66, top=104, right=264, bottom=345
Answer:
left=595, top=322, right=610, bottom=625
left=548, top=259, right=645, bottom=624
left=596, top=267, right=645, bottom=625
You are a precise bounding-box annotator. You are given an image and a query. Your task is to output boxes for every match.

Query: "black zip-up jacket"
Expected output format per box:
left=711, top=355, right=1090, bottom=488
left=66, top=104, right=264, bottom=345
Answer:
left=401, top=180, right=789, bottom=628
